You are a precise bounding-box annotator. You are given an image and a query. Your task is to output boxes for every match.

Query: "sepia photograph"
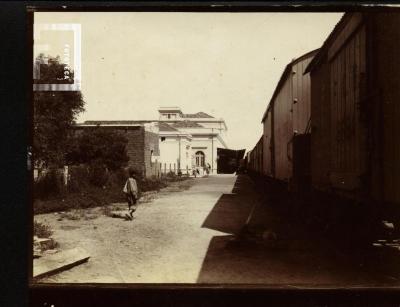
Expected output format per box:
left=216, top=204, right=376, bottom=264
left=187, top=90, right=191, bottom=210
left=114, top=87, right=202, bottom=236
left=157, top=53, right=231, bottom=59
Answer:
left=30, top=7, right=400, bottom=286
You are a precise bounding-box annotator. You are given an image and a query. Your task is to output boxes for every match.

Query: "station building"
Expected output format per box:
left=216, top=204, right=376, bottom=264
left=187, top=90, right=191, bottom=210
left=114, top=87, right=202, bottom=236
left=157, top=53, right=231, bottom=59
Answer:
left=76, top=107, right=228, bottom=177
left=157, top=107, right=228, bottom=175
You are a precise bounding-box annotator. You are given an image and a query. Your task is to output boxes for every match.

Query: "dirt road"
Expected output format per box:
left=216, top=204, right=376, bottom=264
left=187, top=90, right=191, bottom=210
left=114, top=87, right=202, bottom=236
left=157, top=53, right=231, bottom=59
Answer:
left=35, top=174, right=400, bottom=285
left=36, top=175, right=236, bottom=283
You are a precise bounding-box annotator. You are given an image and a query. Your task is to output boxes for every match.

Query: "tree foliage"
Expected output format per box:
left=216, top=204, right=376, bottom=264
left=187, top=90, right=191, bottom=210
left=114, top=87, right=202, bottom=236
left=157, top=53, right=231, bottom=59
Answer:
left=34, top=54, right=74, bottom=84
left=33, top=54, right=85, bottom=167
left=66, top=128, right=130, bottom=171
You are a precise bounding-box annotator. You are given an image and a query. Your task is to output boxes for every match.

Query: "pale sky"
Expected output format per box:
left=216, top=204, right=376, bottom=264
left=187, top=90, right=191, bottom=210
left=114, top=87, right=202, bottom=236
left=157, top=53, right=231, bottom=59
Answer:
left=34, top=12, right=342, bottom=150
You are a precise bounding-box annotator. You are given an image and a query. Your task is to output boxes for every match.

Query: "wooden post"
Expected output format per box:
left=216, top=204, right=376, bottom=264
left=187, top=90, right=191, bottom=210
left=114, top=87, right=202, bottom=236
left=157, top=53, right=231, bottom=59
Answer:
left=63, top=166, right=68, bottom=186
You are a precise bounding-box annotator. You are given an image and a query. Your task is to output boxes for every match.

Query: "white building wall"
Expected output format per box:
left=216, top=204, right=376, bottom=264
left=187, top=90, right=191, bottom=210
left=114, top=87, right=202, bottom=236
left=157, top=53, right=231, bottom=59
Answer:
left=156, top=110, right=228, bottom=175
left=159, top=136, right=192, bottom=174
left=180, top=138, right=192, bottom=174
left=190, top=136, right=224, bottom=174
left=159, top=137, right=179, bottom=173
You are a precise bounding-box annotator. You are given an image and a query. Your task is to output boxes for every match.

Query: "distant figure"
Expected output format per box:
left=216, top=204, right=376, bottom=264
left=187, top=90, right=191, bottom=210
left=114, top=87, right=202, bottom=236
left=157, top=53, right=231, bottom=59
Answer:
left=192, top=169, right=197, bottom=178
left=123, top=170, right=139, bottom=218
left=204, top=165, right=210, bottom=176
left=207, top=163, right=211, bottom=175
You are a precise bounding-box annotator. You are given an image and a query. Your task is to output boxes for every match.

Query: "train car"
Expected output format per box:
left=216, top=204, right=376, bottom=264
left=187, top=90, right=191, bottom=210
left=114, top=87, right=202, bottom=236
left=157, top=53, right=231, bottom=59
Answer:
left=262, top=106, right=274, bottom=177
left=261, top=49, right=318, bottom=190
left=305, top=12, right=400, bottom=218
left=244, top=151, right=251, bottom=172
left=217, top=148, right=246, bottom=174
left=247, top=136, right=263, bottom=174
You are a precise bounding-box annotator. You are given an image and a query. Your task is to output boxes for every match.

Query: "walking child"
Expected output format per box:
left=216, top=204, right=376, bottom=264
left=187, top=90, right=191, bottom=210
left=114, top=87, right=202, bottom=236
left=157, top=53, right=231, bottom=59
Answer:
left=123, top=170, right=139, bottom=218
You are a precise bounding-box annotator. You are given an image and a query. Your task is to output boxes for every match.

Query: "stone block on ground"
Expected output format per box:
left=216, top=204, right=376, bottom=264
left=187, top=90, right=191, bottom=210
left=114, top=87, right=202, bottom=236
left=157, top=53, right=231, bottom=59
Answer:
left=34, top=237, right=54, bottom=252
left=33, top=247, right=90, bottom=280
left=110, top=210, right=134, bottom=220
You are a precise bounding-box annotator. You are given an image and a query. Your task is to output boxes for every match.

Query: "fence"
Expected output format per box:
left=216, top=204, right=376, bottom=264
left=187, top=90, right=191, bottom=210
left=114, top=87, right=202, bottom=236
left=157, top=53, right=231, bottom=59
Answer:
left=148, top=161, right=199, bottom=178
left=34, top=161, right=200, bottom=187
left=34, top=166, right=69, bottom=185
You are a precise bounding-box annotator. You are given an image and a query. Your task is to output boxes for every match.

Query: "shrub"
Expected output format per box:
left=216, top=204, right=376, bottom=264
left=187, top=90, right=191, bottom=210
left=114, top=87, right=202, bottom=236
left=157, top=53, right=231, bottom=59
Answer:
left=33, top=167, right=190, bottom=214
left=34, top=220, right=53, bottom=238
left=166, top=171, right=177, bottom=178
left=66, top=128, right=129, bottom=170
left=107, top=167, right=127, bottom=188
left=140, top=177, right=167, bottom=192
left=88, top=164, right=109, bottom=187
left=67, top=165, right=90, bottom=193
left=34, top=169, right=65, bottom=200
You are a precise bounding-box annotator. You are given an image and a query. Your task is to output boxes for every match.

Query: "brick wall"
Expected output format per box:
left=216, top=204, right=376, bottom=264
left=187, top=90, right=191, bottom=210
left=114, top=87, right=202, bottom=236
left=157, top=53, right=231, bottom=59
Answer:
left=125, top=127, right=145, bottom=176
left=73, top=125, right=161, bottom=178
left=144, top=131, right=160, bottom=177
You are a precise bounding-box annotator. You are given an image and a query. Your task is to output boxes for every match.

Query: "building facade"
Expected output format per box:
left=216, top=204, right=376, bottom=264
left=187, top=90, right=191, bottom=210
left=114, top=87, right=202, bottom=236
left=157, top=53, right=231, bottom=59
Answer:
left=77, top=107, right=228, bottom=177
left=157, top=107, right=228, bottom=175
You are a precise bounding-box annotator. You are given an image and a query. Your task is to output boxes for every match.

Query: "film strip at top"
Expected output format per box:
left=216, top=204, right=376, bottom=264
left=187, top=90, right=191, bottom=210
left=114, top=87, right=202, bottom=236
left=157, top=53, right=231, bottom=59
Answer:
left=33, top=23, right=81, bottom=91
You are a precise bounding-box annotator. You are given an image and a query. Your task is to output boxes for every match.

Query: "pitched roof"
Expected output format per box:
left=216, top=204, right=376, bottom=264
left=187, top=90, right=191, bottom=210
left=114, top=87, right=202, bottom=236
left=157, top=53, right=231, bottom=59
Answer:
left=182, top=112, right=214, bottom=118
left=261, top=48, right=319, bottom=123
left=171, top=121, right=204, bottom=128
left=82, top=120, right=152, bottom=125
left=304, top=13, right=349, bottom=74
left=158, top=122, right=178, bottom=132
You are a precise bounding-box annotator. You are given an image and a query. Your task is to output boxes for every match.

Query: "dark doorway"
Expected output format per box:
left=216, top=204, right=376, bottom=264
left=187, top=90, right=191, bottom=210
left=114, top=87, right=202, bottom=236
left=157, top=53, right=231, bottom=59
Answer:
left=217, top=148, right=246, bottom=174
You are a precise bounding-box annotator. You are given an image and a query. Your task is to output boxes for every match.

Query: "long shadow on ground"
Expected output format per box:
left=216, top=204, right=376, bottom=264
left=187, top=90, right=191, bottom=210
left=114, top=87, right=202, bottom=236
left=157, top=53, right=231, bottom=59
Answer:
left=197, top=175, right=400, bottom=286
left=200, top=175, right=256, bottom=235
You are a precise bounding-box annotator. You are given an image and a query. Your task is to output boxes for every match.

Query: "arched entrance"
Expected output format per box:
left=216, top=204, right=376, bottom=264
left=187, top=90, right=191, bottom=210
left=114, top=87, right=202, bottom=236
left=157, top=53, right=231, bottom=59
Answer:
left=195, top=151, right=205, bottom=168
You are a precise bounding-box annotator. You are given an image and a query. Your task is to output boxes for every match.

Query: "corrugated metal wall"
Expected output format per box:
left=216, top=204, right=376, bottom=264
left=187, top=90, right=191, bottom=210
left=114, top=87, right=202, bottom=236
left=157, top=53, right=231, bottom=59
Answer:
left=310, top=56, right=331, bottom=191
left=272, top=55, right=314, bottom=182
left=263, top=108, right=273, bottom=176
left=328, top=23, right=367, bottom=191
left=248, top=136, right=263, bottom=173
left=273, top=77, right=293, bottom=181
left=372, top=13, right=400, bottom=204
left=256, top=136, right=263, bottom=173
left=292, top=58, right=313, bottom=134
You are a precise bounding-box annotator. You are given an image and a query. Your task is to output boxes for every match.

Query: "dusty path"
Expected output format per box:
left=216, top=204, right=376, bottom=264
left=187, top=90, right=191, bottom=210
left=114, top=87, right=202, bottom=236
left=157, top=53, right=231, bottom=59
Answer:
left=36, top=175, right=236, bottom=283
left=35, top=174, right=400, bottom=285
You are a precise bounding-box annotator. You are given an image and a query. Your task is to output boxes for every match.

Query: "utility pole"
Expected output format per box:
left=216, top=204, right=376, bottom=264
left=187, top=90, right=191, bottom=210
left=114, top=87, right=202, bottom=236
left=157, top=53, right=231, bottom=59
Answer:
left=178, top=136, right=181, bottom=173
left=211, top=128, right=214, bottom=174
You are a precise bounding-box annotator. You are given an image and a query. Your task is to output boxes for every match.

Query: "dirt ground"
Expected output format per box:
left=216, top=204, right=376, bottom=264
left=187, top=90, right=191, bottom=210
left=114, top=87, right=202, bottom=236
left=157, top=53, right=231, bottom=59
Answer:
left=34, top=174, right=400, bottom=286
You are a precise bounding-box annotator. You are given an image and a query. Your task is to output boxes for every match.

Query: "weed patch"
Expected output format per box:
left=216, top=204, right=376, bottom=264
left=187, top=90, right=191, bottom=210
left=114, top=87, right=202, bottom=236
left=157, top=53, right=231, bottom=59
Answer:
left=34, top=167, right=192, bottom=214
left=34, top=221, right=53, bottom=238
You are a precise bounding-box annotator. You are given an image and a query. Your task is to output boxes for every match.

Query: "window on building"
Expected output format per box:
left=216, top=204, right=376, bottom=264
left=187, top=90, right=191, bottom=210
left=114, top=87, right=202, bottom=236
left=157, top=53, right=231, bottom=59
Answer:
left=161, top=137, right=166, bottom=142
left=195, top=151, right=205, bottom=167
left=167, top=114, right=171, bottom=119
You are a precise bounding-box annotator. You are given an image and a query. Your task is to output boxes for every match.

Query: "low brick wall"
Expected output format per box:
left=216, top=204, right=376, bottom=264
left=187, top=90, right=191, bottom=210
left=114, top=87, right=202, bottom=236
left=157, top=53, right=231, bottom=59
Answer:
left=73, top=125, right=159, bottom=178
left=144, top=130, right=160, bottom=177
left=125, top=127, right=145, bottom=175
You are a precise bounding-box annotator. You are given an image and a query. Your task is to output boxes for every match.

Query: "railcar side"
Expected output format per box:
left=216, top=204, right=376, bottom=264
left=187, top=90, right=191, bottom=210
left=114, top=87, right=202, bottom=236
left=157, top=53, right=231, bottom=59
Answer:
left=307, top=12, right=400, bottom=217
left=261, top=50, right=317, bottom=189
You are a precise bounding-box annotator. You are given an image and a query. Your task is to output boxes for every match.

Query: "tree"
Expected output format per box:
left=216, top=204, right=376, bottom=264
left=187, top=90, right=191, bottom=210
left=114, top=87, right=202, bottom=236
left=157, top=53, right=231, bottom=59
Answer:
left=66, top=128, right=130, bottom=171
left=33, top=54, right=85, bottom=167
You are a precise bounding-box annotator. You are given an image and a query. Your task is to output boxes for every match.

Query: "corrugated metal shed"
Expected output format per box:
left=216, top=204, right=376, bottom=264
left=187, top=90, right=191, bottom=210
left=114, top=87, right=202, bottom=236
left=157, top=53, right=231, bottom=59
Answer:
left=263, top=108, right=273, bottom=176
left=370, top=13, right=400, bottom=205
left=262, top=49, right=317, bottom=182
left=308, top=12, right=400, bottom=207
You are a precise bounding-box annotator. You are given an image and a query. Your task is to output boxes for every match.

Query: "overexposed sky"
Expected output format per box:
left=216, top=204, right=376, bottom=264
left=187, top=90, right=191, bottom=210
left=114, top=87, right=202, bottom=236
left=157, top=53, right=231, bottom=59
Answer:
left=34, top=12, right=342, bottom=150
